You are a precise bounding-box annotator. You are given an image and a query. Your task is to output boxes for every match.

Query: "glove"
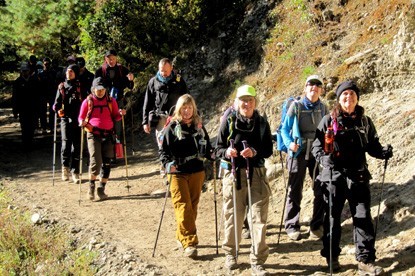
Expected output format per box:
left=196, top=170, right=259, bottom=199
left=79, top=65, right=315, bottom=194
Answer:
left=320, top=154, right=334, bottom=169
left=381, top=144, right=393, bottom=160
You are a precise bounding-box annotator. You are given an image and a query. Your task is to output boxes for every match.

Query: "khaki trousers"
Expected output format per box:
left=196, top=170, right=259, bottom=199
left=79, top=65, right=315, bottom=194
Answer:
left=222, top=167, right=270, bottom=265
left=169, top=170, right=205, bottom=249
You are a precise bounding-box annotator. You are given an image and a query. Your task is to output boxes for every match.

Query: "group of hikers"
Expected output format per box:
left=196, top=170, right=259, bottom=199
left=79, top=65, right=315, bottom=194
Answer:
left=12, top=53, right=393, bottom=276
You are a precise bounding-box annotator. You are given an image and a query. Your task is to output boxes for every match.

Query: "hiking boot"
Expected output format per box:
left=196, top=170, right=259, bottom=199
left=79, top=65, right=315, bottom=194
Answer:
left=72, top=173, right=80, bottom=184
left=242, top=228, right=251, bottom=239
left=327, top=257, right=341, bottom=272
left=88, top=183, right=95, bottom=201
left=61, top=167, right=69, bottom=181
left=358, top=262, right=384, bottom=275
left=224, top=254, right=238, bottom=270
left=251, top=264, right=269, bottom=276
left=184, top=246, right=197, bottom=258
left=309, top=226, right=323, bottom=240
left=287, top=230, right=301, bottom=241
left=97, top=186, right=108, bottom=200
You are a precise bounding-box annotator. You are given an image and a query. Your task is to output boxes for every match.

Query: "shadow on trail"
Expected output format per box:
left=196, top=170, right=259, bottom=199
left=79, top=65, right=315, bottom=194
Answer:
left=103, top=193, right=165, bottom=201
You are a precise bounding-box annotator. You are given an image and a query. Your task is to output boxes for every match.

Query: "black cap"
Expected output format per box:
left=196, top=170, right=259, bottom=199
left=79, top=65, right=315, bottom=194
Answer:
left=105, top=49, right=117, bottom=57
left=91, top=77, right=106, bottom=90
left=67, top=64, right=80, bottom=78
left=76, top=57, right=86, bottom=68
left=335, top=80, right=360, bottom=100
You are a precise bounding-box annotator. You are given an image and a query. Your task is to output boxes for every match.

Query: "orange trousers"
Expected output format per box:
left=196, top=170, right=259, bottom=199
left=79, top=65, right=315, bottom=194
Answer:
left=169, top=170, right=205, bottom=249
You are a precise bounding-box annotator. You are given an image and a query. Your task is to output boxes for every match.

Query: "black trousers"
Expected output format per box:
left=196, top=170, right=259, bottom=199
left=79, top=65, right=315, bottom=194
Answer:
left=321, top=176, right=376, bottom=263
left=285, top=153, right=324, bottom=232
left=60, top=118, right=81, bottom=173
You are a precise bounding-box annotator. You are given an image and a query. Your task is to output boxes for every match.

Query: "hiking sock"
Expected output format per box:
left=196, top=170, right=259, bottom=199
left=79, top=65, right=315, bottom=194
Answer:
left=88, top=180, right=95, bottom=200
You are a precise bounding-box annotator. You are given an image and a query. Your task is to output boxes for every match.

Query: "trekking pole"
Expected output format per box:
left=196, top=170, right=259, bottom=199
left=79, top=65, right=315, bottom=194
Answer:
left=277, top=137, right=298, bottom=244
left=79, top=128, right=85, bottom=206
left=218, top=165, right=224, bottom=241
left=229, top=139, right=239, bottom=260
left=328, top=168, right=334, bottom=276
left=52, top=113, right=57, bottom=186
left=121, top=115, right=130, bottom=193
left=374, top=159, right=388, bottom=240
left=152, top=173, right=172, bottom=257
left=242, top=140, right=256, bottom=254
left=213, top=159, right=219, bottom=255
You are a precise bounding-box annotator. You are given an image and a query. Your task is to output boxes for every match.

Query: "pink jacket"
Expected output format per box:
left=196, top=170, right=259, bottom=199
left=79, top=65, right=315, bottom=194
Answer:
left=78, top=95, right=121, bottom=131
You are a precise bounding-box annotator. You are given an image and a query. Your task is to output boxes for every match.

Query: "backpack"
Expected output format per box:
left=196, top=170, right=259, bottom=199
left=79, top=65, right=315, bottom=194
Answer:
left=276, top=96, right=301, bottom=152
left=85, top=94, right=112, bottom=132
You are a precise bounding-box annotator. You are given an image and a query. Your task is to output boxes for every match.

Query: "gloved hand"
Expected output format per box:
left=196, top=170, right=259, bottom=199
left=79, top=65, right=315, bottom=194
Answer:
left=320, top=154, right=334, bottom=168
left=381, top=144, right=393, bottom=160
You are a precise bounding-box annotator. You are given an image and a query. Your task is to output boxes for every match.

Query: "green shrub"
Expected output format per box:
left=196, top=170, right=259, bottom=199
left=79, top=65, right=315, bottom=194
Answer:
left=0, top=188, right=97, bottom=275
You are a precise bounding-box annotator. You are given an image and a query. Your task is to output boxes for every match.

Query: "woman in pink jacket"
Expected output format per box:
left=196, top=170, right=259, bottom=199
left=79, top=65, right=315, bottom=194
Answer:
left=78, top=77, right=126, bottom=201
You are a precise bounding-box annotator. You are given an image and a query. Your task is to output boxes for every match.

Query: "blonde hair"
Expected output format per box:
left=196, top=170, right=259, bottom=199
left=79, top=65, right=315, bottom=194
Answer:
left=172, top=94, right=202, bottom=125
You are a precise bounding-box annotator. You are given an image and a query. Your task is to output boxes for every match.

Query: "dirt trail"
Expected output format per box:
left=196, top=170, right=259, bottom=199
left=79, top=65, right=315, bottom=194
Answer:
left=0, top=96, right=414, bottom=275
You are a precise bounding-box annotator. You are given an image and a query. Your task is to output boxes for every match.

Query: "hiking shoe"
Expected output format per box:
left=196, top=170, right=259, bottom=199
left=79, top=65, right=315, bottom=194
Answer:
left=72, top=173, right=80, bottom=184
left=327, top=257, right=341, bottom=272
left=96, top=187, right=108, bottom=200
left=61, top=167, right=69, bottom=181
left=184, top=246, right=197, bottom=258
left=287, top=230, right=301, bottom=241
left=251, top=264, right=269, bottom=276
left=88, top=185, right=95, bottom=201
left=242, top=228, right=251, bottom=239
left=224, top=254, right=238, bottom=270
left=358, top=262, right=384, bottom=275
left=309, top=227, right=323, bottom=240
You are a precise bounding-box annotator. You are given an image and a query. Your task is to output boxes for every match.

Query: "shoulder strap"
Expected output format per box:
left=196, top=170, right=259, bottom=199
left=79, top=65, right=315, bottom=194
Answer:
left=85, top=95, right=94, bottom=122
left=102, top=63, right=124, bottom=78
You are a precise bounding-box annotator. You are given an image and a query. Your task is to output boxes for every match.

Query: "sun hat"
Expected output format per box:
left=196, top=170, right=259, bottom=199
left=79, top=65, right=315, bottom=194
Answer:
left=236, top=85, right=256, bottom=98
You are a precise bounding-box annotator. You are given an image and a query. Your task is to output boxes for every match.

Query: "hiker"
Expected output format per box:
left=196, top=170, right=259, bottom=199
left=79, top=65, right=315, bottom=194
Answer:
left=28, top=55, right=38, bottom=75
left=79, top=77, right=126, bottom=201
left=38, top=57, right=59, bottom=133
left=142, top=58, right=188, bottom=143
left=158, top=94, right=212, bottom=258
left=76, top=57, right=94, bottom=98
left=280, top=75, right=328, bottom=241
left=311, top=80, right=393, bottom=274
left=53, top=64, right=82, bottom=184
left=12, top=62, right=40, bottom=151
left=214, top=85, right=273, bottom=275
left=94, top=49, right=134, bottom=155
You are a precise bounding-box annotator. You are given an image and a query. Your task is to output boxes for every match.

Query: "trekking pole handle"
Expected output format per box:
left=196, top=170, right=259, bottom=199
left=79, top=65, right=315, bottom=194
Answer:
left=242, top=140, right=248, bottom=150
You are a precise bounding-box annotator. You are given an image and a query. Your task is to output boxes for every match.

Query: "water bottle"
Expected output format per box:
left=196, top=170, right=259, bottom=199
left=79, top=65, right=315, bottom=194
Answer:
left=110, top=87, right=119, bottom=100
left=324, top=127, right=334, bottom=154
left=199, top=138, right=207, bottom=156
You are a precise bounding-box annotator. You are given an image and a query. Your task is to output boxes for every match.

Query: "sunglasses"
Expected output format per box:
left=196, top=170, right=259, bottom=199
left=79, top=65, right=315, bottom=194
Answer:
left=307, top=81, right=322, bottom=87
